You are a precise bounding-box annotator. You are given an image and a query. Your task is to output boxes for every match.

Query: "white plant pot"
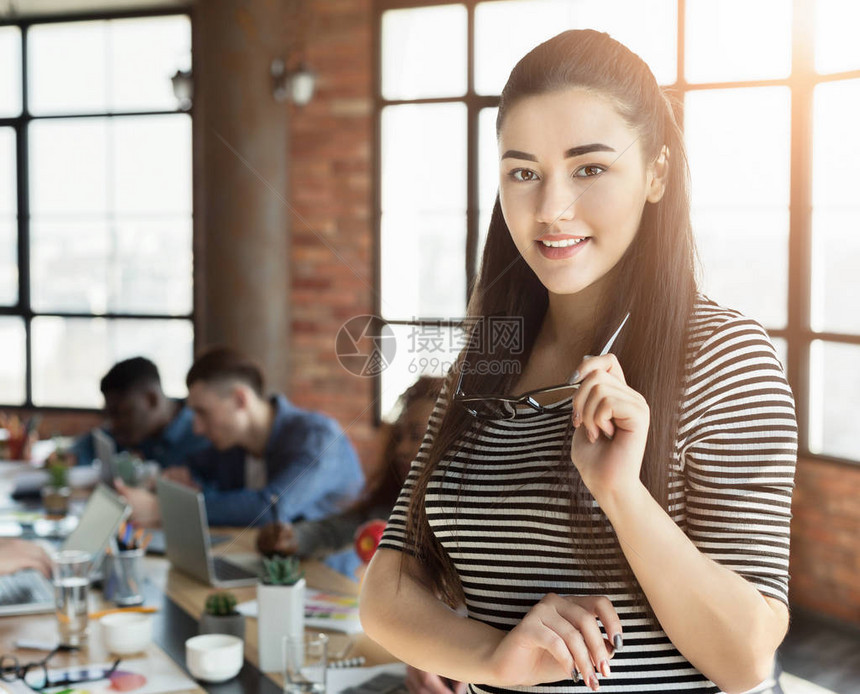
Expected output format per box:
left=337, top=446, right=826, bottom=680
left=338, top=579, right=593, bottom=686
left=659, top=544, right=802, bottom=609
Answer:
left=256, top=577, right=305, bottom=673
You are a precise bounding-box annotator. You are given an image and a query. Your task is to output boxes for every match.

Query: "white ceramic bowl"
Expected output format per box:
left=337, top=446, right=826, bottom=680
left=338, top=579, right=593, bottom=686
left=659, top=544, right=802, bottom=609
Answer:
left=185, top=634, right=244, bottom=683
left=100, top=612, right=153, bottom=655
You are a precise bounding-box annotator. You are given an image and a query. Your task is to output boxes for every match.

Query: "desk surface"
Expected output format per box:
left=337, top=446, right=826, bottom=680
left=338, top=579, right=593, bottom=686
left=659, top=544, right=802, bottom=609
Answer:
left=0, top=491, right=396, bottom=693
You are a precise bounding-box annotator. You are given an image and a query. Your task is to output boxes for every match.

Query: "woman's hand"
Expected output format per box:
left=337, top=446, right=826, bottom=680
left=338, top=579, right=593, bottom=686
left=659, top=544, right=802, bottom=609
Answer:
left=256, top=522, right=298, bottom=556
left=570, top=354, right=650, bottom=502
left=488, top=594, right=620, bottom=691
left=405, top=666, right=467, bottom=694
left=0, top=538, right=52, bottom=578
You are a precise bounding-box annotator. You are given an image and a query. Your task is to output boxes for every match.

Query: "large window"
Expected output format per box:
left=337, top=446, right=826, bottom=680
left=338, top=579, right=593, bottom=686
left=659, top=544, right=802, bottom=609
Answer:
left=0, top=11, right=193, bottom=408
left=375, top=0, right=860, bottom=464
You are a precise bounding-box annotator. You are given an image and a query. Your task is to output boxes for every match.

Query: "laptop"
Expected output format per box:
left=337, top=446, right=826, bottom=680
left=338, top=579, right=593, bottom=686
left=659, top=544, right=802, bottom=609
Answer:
left=156, top=477, right=260, bottom=587
left=0, top=484, right=130, bottom=615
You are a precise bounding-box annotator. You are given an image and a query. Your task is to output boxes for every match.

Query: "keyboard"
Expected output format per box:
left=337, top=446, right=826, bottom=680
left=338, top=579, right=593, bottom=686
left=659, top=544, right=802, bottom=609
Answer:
left=212, top=557, right=257, bottom=582
left=0, top=569, right=54, bottom=606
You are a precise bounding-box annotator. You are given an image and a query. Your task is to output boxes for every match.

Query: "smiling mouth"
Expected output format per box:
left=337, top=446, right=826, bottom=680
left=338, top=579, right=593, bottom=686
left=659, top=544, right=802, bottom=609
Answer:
left=538, top=237, right=589, bottom=248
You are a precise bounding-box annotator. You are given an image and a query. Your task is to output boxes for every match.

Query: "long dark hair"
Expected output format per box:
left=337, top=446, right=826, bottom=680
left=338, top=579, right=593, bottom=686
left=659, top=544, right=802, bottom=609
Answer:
left=405, top=30, right=698, bottom=611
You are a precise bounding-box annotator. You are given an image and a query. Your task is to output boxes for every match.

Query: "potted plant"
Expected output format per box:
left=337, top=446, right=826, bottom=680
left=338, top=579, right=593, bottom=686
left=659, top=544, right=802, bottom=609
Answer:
left=257, top=556, right=305, bottom=673
left=41, top=456, right=72, bottom=518
left=199, top=591, right=245, bottom=640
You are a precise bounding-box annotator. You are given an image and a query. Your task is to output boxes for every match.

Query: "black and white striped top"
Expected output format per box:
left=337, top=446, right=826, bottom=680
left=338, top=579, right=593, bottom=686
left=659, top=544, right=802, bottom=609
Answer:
left=379, top=297, right=798, bottom=694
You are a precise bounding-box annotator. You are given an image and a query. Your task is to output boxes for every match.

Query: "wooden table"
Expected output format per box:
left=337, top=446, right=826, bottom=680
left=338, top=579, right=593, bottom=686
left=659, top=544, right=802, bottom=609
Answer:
left=0, top=520, right=396, bottom=693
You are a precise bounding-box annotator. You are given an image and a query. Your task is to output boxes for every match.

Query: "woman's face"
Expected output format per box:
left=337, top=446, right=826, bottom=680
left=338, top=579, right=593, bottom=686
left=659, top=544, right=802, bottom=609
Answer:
left=498, top=88, right=666, bottom=297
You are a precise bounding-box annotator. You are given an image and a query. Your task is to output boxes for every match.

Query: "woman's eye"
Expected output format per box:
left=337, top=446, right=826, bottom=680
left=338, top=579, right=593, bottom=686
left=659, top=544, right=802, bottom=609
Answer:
left=575, top=165, right=606, bottom=178
left=509, top=168, right=539, bottom=182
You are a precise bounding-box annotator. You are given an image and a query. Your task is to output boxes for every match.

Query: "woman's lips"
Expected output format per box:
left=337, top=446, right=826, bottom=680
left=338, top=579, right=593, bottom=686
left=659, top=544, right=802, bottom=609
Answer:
left=535, top=237, right=590, bottom=259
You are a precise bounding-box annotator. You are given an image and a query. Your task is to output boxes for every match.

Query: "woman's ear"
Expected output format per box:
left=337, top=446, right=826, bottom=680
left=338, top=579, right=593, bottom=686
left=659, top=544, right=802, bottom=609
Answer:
left=646, top=145, right=669, bottom=203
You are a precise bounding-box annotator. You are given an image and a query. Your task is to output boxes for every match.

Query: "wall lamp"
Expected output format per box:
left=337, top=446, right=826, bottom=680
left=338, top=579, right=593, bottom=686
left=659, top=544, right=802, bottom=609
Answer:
left=171, top=69, right=193, bottom=110
left=271, top=59, right=316, bottom=106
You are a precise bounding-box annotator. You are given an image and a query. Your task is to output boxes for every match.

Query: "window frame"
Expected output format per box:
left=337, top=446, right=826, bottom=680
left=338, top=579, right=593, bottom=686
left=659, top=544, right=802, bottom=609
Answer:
left=372, top=0, right=860, bottom=466
left=0, top=6, right=195, bottom=412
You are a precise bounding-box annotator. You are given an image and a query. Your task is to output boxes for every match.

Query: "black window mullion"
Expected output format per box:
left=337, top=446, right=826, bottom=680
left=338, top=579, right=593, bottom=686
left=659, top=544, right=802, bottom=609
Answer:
left=18, top=23, right=32, bottom=405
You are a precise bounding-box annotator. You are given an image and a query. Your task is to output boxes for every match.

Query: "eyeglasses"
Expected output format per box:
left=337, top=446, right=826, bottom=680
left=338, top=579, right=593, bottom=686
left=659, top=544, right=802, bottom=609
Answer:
left=454, top=313, right=630, bottom=421
left=0, top=648, right=121, bottom=691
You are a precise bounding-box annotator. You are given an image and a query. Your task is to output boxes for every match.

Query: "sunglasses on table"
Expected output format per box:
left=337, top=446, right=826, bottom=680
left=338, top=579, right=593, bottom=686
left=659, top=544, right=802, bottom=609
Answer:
left=0, top=647, right=122, bottom=691
left=454, top=312, right=630, bottom=421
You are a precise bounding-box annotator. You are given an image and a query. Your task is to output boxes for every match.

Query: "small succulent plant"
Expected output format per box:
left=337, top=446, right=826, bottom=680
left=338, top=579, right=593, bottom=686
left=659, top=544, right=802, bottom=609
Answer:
left=205, top=591, right=238, bottom=617
left=47, top=462, right=69, bottom=489
left=261, top=555, right=304, bottom=586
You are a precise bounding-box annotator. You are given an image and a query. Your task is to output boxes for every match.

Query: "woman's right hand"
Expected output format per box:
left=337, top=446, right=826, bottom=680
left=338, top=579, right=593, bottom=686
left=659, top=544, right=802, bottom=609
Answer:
left=488, top=594, right=621, bottom=691
left=255, top=522, right=298, bottom=556
left=405, top=666, right=467, bottom=694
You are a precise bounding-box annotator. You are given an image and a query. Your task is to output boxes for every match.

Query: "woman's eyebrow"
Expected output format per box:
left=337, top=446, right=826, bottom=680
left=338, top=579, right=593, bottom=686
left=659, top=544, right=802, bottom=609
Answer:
left=501, top=143, right=616, bottom=161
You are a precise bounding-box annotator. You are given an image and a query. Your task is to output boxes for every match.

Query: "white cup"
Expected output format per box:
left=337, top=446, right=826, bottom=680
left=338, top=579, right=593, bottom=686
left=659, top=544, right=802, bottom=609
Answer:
left=185, top=634, right=244, bottom=683
left=100, top=612, right=153, bottom=655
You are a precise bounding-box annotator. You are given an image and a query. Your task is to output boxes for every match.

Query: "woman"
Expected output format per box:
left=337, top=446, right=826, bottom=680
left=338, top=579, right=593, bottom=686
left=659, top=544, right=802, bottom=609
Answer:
left=256, top=376, right=442, bottom=561
left=360, top=30, right=796, bottom=694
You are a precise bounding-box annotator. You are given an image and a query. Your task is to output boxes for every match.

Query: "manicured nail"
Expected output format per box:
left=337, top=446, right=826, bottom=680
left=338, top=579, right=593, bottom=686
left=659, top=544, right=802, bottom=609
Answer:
left=613, top=634, right=623, bottom=651
left=587, top=429, right=596, bottom=443
left=572, top=409, right=579, bottom=426
left=571, top=668, right=580, bottom=683
left=588, top=673, right=600, bottom=690
left=569, top=370, right=580, bottom=384
left=598, top=659, right=611, bottom=677
left=583, top=355, right=594, bottom=361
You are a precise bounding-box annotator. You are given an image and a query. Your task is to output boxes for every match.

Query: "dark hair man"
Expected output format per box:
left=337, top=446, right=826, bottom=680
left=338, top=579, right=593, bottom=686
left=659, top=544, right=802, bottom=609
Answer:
left=72, top=357, right=209, bottom=468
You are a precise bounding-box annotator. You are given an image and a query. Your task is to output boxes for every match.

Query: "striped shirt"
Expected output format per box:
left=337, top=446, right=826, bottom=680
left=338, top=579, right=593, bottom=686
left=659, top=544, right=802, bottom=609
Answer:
left=379, top=297, right=797, bottom=693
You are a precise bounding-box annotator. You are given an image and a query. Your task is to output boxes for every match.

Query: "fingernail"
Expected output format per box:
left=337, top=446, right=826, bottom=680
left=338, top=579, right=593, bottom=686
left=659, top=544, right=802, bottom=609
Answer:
left=588, top=673, right=600, bottom=690
left=587, top=429, right=596, bottom=443
left=571, top=668, right=580, bottom=683
left=613, top=634, right=623, bottom=651
left=572, top=409, right=579, bottom=425
left=583, top=355, right=593, bottom=361
left=599, top=659, right=611, bottom=677
left=570, top=370, right=580, bottom=384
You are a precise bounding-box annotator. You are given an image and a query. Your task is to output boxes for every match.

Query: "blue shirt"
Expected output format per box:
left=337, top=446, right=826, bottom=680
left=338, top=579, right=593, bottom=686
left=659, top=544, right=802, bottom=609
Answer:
left=186, top=395, right=365, bottom=528
left=72, top=403, right=210, bottom=468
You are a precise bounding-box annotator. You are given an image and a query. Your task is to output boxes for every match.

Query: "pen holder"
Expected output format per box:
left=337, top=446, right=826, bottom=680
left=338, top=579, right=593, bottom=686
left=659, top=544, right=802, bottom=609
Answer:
left=103, top=549, right=145, bottom=606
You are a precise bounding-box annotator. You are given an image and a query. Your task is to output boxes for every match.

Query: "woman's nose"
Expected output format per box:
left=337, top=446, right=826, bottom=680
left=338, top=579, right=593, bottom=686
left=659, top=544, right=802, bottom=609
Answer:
left=536, top=173, right=577, bottom=225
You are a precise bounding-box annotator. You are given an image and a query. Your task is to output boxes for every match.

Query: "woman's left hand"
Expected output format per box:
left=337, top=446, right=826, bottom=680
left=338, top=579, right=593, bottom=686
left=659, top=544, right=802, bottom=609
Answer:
left=569, top=354, right=649, bottom=503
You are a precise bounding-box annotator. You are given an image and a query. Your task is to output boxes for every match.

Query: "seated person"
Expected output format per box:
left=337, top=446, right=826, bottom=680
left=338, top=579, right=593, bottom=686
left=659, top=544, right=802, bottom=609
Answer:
left=72, top=357, right=209, bottom=468
left=256, top=375, right=441, bottom=560
left=118, top=347, right=365, bottom=528
left=0, top=538, right=51, bottom=577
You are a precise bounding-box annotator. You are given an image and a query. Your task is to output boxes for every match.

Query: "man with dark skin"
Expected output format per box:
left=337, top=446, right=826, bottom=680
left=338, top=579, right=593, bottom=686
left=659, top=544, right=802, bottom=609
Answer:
left=72, top=357, right=209, bottom=468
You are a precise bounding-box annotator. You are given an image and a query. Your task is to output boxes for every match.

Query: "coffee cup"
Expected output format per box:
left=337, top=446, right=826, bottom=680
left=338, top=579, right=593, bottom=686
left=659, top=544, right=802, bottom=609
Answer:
left=101, top=613, right=153, bottom=655
left=185, top=634, right=244, bottom=683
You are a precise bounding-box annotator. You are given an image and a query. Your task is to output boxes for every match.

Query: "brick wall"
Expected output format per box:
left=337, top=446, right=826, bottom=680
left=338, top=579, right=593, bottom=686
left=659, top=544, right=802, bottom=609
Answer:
left=285, top=0, right=380, bottom=476
left=789, top=457, right=860, bottom=624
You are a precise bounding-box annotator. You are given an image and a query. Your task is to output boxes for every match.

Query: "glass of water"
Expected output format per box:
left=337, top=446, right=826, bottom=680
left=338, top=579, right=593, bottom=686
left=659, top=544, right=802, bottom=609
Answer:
left=283, top=633, right=328, bottom=694
left=52, top=550, right=92, bottom=648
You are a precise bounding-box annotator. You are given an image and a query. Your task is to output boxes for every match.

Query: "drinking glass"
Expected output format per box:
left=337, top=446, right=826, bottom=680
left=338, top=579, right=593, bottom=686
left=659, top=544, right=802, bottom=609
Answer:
left=283, top=633, right=328, bottom=694
left=52, top=550, right=92, bottom=648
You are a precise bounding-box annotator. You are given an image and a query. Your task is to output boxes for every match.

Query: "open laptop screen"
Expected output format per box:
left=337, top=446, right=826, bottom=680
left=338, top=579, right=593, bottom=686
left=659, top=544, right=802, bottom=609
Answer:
left=63, top=484, right=129, bottom=563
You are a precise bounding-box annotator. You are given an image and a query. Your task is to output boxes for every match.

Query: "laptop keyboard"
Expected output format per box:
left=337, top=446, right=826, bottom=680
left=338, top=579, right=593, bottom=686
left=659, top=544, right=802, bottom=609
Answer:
left=212, top=557, right=257, bottom=581
left=0, top=569, right=54, bottom=606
